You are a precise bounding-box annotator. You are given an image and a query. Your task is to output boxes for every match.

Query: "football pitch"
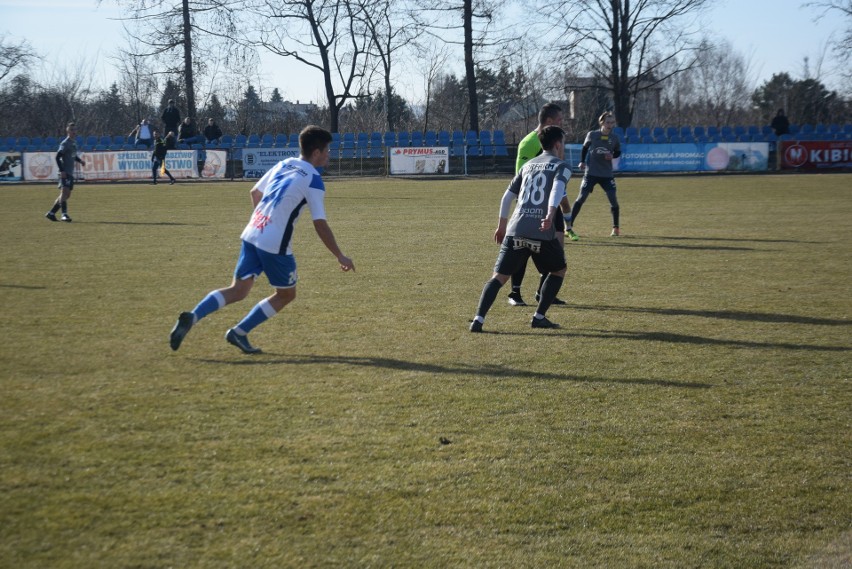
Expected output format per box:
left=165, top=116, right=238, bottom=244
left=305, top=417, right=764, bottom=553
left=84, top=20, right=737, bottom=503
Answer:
left=1, top=173, right=850, bottom=568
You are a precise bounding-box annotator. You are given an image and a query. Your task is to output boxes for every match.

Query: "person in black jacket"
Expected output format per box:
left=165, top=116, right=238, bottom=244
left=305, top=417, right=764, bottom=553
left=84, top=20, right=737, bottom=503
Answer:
left=161, top=100, right=181, bottom=139
left=151, top=130, right=176, bottom=185
left=204, top=118, right=223, bottom=144
left=770, top=109, right=790, bottom=136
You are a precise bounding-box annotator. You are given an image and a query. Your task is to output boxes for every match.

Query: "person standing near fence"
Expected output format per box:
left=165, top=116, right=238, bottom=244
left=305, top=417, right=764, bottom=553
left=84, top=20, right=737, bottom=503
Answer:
left=565, top=111, right=622, bottom=238
left=45, top=122, right=85, bottom=223
left=151, top=130, right=176, bottom=185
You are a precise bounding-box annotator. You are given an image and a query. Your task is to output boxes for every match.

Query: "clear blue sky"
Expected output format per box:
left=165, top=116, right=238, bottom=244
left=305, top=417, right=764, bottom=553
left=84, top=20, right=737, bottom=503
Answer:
left=3, top=0, right=847, bottom=104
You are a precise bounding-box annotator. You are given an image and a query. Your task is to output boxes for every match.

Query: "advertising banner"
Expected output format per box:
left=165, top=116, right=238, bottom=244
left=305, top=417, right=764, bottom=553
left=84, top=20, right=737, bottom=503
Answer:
left=614, top=142, right=769, bottom=172
left=23, top=150, right=206, bottom=181
left=779, top=140, right=852, bottom=170
left=0, top=152, right=23, bottom=182
left=242, top=148, right=300, bottom=179
left=389, top=147, right=449, bottom=175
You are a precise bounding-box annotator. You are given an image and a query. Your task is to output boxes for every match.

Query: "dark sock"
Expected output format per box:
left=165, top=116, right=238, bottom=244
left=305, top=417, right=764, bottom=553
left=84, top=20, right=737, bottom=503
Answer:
left=60, top=201, right=67, bottom=214
left=537, top=273, right=547, bottom=297
left=50, top=203, right=61, bottom=214
left=510, top=262, right=526, bottom=294
left=536, top=274, right=564, bottom=316
left=476, top=278, right=504, bottom=318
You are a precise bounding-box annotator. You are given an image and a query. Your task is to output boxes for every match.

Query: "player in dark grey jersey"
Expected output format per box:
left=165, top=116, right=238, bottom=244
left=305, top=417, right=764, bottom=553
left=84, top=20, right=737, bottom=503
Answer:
left=470, top=126, right=571, bottom=332
left=564, top=111, right=622, bottom=238
left=45, top=122, right=85, bottom=222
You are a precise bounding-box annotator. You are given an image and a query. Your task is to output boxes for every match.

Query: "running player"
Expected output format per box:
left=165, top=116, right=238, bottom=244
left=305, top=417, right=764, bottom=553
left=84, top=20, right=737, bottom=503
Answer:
left=169, top=125, right=355, bottom=354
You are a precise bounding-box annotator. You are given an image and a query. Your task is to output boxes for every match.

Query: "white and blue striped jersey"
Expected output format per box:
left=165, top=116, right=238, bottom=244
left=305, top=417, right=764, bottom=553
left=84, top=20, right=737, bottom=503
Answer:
left=240, top=157, right=327, bottom=255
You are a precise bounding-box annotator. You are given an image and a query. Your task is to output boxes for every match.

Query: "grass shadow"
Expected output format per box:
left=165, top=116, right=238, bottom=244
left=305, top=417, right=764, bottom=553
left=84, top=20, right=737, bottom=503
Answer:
left=576, top=240, right=760, bottom=252
left=85, top=221, right=207, bottom=226
left=0, top=283, right=47, bottom=290
left=573, top=303, right=851, bottom=326
left=574, top=328, right=850, bottom=352
left=196, top=354, right=712, bottom=389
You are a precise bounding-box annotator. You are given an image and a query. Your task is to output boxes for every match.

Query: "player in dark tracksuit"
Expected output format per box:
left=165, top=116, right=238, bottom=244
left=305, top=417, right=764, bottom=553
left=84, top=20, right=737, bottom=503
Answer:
left=470, top=126, right=571, bottom=333
left=565, top=111, right=622, bottom=238
left=45, top=122, right=85, bottom=222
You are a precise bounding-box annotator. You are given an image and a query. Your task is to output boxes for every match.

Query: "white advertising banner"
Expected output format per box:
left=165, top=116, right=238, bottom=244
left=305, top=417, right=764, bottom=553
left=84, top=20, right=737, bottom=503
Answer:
left=21, top=149, right=225, bottom=181
left=242, top=148, right=300, bottom=179
left=389, top=147, right=450, bottom=175
left=0, top=151, right=23, bottom=182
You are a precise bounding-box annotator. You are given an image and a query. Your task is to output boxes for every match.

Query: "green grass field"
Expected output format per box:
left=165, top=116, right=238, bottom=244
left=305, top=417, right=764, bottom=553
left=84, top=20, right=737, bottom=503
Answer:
left=1, top=173, right=850, bottom=568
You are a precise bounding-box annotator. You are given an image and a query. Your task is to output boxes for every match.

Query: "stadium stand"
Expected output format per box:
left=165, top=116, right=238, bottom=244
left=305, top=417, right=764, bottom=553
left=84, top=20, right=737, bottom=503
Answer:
left=260, top=133, right=274, bottom=147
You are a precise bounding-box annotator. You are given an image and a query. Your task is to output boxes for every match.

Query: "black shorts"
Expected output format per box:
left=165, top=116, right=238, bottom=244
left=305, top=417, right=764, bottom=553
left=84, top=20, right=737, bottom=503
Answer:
left=554, top=206, right=565, bottom=231
left=494, top=236, right=566, bottom=277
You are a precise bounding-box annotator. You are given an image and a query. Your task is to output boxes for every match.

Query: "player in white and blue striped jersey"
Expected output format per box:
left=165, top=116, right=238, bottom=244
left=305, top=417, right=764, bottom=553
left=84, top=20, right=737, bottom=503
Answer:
left=169, top=125, right=355, bottom=354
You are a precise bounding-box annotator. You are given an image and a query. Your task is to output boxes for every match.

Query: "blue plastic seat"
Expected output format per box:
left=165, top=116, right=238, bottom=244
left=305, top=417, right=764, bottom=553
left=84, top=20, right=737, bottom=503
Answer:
left=480, top=130, right=493, bottom=155
left=220, top=134, right=233, bottom=147
left=693, top=126, right=705, bottom=137
left=275, top=133, right=288, bottom=146
left=234, top=134, right=247, bottom=147
left=652, top=127, right=665, bottom=138
left=665, top=127, right=678, bottom=139
left=260, top=133, right=274, bottom=147
left=425, top=130, right=437, bottom=146
left=626, top=126, right=638, bottom=138
left=438, top=130, right=450, bottom=146
left=815, top=123, right=827, bottom=134
left=639, top=126, right=651, bottom=138
left=397, top=131, right=410, bottom=147
left=288, top=133, right=299, bottom=147
left=612, top=126, right=624, bottom=138
left=799, top=124, right=814, bottom=134
left=410, top=131, right=423, bottom=147
left=679, top=126, right=691, bottom=138
left=383, top=131, right=396, bottom=147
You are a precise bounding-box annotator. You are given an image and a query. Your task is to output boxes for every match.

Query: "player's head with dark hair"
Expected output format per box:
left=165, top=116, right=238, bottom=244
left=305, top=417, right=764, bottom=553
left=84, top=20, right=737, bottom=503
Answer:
left=538, top=125, right=565, bottom=151
left=538, top=103, right=563, bottom=127
left=66, top=122, right=76, bottom=132
left=300, top=125, right=333, bottom=161
left=598, top=111, right=615, bottom=124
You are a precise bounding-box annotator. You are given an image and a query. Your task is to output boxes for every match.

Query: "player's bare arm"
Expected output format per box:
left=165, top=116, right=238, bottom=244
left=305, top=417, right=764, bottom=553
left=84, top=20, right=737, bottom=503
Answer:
left=313, top=219, right=355, bottom=272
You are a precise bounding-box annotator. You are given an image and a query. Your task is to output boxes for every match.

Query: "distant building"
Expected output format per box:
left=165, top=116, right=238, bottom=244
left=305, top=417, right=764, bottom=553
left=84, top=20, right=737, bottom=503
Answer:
left=563, top=76, right=662, bottom=127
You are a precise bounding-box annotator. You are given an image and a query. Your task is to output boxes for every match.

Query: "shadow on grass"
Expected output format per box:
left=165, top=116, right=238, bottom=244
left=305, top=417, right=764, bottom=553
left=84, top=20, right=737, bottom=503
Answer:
left=573, top=328, right=850, bottom=352
left=576, top=240, right=760, bottom=252
left=85, top=221, right=207, bottom=226
left=196, top=354, right=711, bottom=389
left=649, top=235, right=823, bottom=245
left=0, top=283, right=47, bottom=290
left=573, top=303, right=851, bottom=327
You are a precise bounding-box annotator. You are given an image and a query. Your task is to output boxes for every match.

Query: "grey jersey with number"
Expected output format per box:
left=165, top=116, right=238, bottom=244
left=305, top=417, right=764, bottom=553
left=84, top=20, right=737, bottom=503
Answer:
left=57, top=136, right=79, bottom=175
left=583, top=130, right=620, bottom=178
left=505, top=152, right=570, bottom=241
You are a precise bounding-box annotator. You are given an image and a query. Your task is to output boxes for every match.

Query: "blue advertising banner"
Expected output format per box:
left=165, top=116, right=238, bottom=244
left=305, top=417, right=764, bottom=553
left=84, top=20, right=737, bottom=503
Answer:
left=613, top=142, right=769, bottom=172
left=242, top=148, right=300, bottom=179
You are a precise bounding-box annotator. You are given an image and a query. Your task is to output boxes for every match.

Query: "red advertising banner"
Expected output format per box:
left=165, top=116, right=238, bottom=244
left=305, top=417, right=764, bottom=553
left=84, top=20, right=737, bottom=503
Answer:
left=779, top=140, right=852, bottom=170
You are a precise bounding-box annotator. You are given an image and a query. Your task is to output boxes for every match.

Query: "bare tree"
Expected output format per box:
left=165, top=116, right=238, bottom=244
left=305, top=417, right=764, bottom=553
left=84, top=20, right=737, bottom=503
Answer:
left=100, top=0, right=248, bottom=119
left=355, top=0, right=423, bottom=131
left=418, top=0, right=518, bottom=133
left=545, top=0, right=709, bottom=128
left=238, top=0, right=373, bottom=133
left=0, top=34, right=38, bottom=84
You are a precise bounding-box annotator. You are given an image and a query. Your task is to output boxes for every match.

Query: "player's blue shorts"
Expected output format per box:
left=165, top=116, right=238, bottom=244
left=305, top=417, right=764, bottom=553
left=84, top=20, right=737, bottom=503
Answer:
left=234, top=240, right=297, bottom=289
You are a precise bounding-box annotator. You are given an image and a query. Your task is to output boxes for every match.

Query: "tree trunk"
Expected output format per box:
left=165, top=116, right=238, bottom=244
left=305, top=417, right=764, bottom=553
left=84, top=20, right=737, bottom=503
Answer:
left=463, top=0, right=479, bottom=133
left=182, top=0, right=196, bottom=118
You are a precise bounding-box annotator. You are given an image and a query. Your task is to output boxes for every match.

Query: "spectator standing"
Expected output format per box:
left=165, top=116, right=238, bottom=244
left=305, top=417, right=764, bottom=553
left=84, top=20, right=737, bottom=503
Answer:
left=44, top=122, right=85, bottom=222
left=151, top=130, right=176, bottom=185
left=178, top=117, right=205, bottom=146
left=771, top=109, right=790, bottom=136
left=161, top=99, right=181, bottom=139
left=129, top=119, right=154, bottom=148
left=204, top=118, right=223, bottom=144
